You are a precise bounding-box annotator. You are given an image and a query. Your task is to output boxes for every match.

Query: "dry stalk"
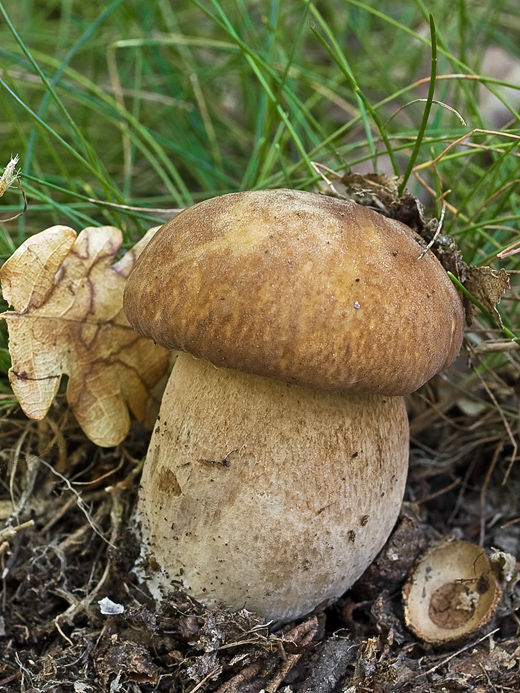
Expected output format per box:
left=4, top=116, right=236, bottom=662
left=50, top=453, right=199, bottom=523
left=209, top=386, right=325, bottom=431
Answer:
left=51, top=483, right=125, bottom=640
left=214, top=660, right=264, bottom=693
left=0, top=519, right=34, bottom=546
left=32, top=456, right=111, bottom=547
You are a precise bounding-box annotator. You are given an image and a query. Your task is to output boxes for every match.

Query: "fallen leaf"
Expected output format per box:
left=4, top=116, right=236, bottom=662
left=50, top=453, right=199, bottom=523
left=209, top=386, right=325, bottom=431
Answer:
left=0, top=225, right=170, bottom=446
left=463, top=265, right=511, bottom=325
left=338, top=172, right=400, bottom=209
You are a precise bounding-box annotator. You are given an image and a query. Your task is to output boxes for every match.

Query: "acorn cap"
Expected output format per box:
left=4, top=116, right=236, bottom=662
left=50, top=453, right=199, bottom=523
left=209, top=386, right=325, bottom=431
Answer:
left=124, top=189, right=464, bottom=395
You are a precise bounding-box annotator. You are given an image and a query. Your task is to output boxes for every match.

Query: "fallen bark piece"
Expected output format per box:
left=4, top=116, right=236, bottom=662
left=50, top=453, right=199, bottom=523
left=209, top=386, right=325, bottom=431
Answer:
left=298, top=638, right=358, bottom=693
left=0, top=225, right=169, bottom=446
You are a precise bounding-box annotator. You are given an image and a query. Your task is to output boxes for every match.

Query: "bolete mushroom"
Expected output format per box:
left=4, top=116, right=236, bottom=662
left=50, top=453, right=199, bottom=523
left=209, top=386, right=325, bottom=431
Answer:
left=123, top=188, right=464, bottom=622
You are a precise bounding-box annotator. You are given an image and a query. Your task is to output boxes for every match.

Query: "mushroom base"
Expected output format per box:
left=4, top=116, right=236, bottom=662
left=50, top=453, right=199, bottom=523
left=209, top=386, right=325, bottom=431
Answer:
left=137, top=353, right=409, bottom=622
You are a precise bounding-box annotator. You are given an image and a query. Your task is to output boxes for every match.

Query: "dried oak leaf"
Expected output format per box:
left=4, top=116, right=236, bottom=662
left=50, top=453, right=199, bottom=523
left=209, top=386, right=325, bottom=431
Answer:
left=0, top=225, right=169, bottom=446
left=463, top=265, right=511, bottom=326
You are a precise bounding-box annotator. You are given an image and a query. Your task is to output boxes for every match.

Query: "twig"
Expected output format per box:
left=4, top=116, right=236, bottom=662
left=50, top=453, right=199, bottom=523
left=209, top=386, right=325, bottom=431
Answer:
left=500, top=517, right=520, bottom=530
left=468, top=178, right=520, bottom=226
left=54, top=617, right=74, bottom=647
left=266, top=617, right=319, bottom=692
left=417, top=476, right=462, bottom=504
left=474, top=340, right=520, bottom=354
left=478, top=661, right=499, bottom=692
left=480, top=441, right=504, bottom=546
left=56, top=500, right=109, bottom=553
left=413, top=129, right=520, bottom=173
left=214, top=661, right=264, bottom=693
left=0, top=519, right=34, bottom=546
left=37, top=416, right=68, bottom=473
left=0, top=177, right=27, bottom=223
left=52, top=488, right=122, bottom=639
left=54, top=560, right=111, bottom=638
left=417, top=202, right=446, bottom=260
left=40, top=495, right=78, bottom=535
left=31, top=455, right=112, bottom=547
left=413, top=170, right=459, bottom=216
left=410, top=628, right=499, bottom=680
left=472, top=368, right=518, bottom=483
left=189, top=667, right=222, bottom=693
left=8, top=427, right=33, bottom=517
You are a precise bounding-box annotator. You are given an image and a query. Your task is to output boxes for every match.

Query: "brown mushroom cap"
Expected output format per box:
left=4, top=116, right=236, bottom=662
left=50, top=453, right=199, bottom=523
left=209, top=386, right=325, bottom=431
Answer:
left=124, top=189, right=464, bottom=395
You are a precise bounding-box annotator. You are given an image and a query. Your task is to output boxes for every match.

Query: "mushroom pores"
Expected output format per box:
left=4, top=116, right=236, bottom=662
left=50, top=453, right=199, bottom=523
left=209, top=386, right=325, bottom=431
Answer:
left=124, top=189, right=465, bottom=622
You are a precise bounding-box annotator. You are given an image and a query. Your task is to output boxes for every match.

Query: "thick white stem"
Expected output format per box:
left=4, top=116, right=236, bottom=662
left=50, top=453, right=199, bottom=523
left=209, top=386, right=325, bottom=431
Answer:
left=137, top=352, right=409, bottom=622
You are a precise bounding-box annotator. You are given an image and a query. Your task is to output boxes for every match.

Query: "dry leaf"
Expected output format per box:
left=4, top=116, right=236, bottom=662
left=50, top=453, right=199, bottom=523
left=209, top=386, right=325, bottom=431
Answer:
left=463, top=265, right=511, bottom=325
left=0, top=225, right=170, bottom=447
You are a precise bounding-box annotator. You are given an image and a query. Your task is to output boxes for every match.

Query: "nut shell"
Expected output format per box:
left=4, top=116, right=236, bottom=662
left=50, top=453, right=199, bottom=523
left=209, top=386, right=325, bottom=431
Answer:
left=124, top=189, right=464, bottom=395
left=402, top=540, right=501, bottom=646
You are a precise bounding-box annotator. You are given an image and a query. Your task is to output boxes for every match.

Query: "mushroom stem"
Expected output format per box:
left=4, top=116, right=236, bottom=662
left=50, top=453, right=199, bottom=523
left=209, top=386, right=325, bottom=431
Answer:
left=137, top=352, right=409, bottom=622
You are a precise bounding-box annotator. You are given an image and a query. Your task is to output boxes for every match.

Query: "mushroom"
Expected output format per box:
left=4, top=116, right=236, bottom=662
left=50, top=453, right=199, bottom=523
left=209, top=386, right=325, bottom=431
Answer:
left=123, top=188, right=464, bottom=622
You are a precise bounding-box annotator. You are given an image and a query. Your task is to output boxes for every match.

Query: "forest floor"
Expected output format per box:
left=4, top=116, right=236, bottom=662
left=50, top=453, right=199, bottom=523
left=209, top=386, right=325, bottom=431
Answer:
left=1, top=360, right=520, bottom=693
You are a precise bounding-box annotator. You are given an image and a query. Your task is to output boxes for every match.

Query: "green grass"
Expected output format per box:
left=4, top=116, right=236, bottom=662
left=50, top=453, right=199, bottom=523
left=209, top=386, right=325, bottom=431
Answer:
left=1, top=0, right=520, bottom=386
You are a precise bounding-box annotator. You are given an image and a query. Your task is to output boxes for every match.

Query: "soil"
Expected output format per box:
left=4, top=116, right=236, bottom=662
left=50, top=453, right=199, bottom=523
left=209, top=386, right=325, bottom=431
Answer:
left=1, top=360, right=520, bottom=692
